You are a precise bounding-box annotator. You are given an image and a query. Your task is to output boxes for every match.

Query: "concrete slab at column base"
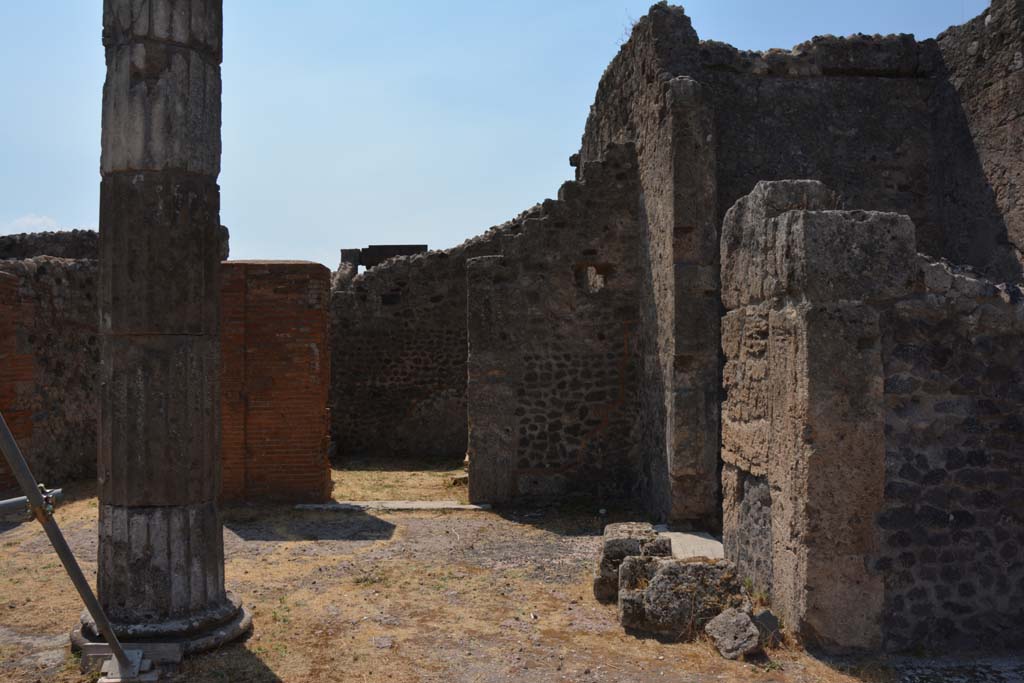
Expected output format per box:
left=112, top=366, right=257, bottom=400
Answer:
left=70, top=592, right=252, bottom=657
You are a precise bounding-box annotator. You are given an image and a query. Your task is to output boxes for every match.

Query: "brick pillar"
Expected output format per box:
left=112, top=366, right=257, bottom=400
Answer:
left=220, top=261, right=333, bottom=503
left=72, top=0, right=251, bottom=653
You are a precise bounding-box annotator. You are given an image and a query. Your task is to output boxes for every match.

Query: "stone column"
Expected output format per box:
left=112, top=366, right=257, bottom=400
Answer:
left=72, top=0, right=251, bottom=654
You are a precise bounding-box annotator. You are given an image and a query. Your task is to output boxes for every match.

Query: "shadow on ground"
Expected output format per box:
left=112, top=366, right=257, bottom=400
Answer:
left=332, top=452, right=466, bottom=473
left=223, top=506, right=396, bottom=543
left=174, top=638, right=283, bottom=683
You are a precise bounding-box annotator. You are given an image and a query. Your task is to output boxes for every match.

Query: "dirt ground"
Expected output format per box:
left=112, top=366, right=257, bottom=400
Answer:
left=329, top=455, right=469, bottom=503
left=1, top=464, right=1021, bottom=683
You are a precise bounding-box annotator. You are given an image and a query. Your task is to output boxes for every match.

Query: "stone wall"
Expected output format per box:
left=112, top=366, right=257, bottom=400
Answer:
left=0, top=257, right=99, bottom=493
left=466, top=144, right=644, bottom=502
left=0, top=235, right=334, bottom=505
left=720, top=180, right=1024, bottom=652
left=876, top=258, right=1024, bottom=651
left=0, top=230, right=98, bottom=261
left=220, top=261, right=332, bottom=503
left=578, top=8, right=720, bottom=525
left=933, top=0, right=1024, bottom=279
left=576, top=0, right=1024, bottom=524
left=330, top=232, right=503, bottom=461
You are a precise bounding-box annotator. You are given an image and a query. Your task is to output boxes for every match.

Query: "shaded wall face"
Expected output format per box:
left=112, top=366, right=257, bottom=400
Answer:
left=579, top=12, right=719, bottom=524
left=467, top=145, right=644, bottom=503
left=220, top=261, right=333, bottom=503
left=330, top=250, right=484, bottom=462
left=710, top=74, right=932, bottom=243
left=934, top=0, right=1024, bottom=279
left=0, top=258, right=99, bottom=492
left=877, top=265, right=1024, bottom=651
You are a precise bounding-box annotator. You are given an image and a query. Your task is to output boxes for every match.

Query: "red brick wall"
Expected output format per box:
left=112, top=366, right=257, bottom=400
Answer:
left=219, top=261, right=332, bottom=503
left=0, top=273, right=31, bottom=494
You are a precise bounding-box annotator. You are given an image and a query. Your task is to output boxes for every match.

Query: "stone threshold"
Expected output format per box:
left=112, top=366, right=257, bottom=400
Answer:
left=295, top=500, right=492, bottom=512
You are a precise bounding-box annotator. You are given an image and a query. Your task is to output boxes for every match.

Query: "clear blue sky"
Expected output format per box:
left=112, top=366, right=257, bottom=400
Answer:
left=0, top=1, right=989, bottom=268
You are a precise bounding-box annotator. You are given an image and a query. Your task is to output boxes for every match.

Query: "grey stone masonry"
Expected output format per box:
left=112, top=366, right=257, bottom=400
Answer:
left=593, top=523, right=671, bottom=603
left=720, top=179, right=1024, bottom=653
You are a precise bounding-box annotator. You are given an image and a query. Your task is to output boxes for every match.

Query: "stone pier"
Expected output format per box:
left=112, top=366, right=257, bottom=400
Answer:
left=72, top=0, right=250, bottom=653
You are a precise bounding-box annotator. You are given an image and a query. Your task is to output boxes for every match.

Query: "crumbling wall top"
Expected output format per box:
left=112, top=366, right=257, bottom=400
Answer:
left=0, top=230, right=98, bottom=261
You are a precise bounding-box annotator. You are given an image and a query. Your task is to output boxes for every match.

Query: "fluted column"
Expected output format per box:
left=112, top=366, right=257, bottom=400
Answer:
left=72, top=0, right=251, bottom=653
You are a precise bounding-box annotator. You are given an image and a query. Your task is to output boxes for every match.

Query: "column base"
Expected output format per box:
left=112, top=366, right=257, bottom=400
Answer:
left=70, top=592, right=252, bottom=656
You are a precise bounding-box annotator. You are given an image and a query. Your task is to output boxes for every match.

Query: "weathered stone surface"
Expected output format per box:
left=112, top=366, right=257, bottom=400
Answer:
left=465, top=256, right=517, bottom=504
left=618, top=557, right=749, bottom=639
left=722, top=187, right=917, bottom=308
left=593, top=523, right=672, bottom=603
left=92, top=0, right=247, bottom=652
left=333, top=243, right=489, bottom=463
left=95, top=502, right=227, bottom=625
left=792, top=33, right=920, bottom=77
left=103, top=0, right=224, bottom=60
left=101, top=43, right=221, bottom=175
left=876, top=254, right=1024, bottom=652
left=721, top=468, right=772, bottom=598
left=705, top=608, right=760, bottom=660
left=720, top=180, right=839, bottom=308
left=576, top=0, right=1024, bottom=533
left=721, top=181, right=1024, bottom=652
left=99, top=335, right=220, bottom=507
left=464, top=144, right=645, bottom=503
left=0, top=258, right=98, bottom=492
left=99, top=174, right=222, bottom=336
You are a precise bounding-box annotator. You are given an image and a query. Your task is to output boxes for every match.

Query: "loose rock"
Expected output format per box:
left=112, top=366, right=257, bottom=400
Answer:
left=706, top=608, right=760, bottom=660
left=593, top=523, right=672, bottom=603
left=617, top=557, right=749, bottom=639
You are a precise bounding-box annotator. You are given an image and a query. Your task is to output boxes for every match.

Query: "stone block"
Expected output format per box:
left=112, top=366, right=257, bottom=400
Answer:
left=101, top=42, right=221, bottom=176
left=722, top=300, right=886, bottom=651
left=722, top=184, right=917, bottom=307
left=99, top=174, right=222, bottom=335
left=593, top=522, right=672, bottom=603
left=99, top=335, right=220, bottom=507
left=721, top=180, right=838, bottom=308
left=618, top=557, right=749, bottom=639
left=103, top=0, right=223, bottom=61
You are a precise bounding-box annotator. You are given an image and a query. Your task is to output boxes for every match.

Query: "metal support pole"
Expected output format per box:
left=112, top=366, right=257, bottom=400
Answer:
left=0, top=489, right=62, bottom=517
left=0, top=410, right=133, bottom=673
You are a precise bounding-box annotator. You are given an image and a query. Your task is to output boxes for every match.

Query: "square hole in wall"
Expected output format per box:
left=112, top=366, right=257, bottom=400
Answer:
left=574, top=262, right=614, bottom=294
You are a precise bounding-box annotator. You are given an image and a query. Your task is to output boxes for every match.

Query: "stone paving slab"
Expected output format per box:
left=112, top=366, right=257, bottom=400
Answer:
left=654, top=528, right=725, bottom=560
left=296, top=500, right=492, bottom=512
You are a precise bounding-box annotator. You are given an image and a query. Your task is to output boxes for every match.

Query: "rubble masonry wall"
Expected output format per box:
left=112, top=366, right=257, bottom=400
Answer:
left=720, top=180, right=1024, bottom=652
left=466, top=144, right=644, bottom=502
